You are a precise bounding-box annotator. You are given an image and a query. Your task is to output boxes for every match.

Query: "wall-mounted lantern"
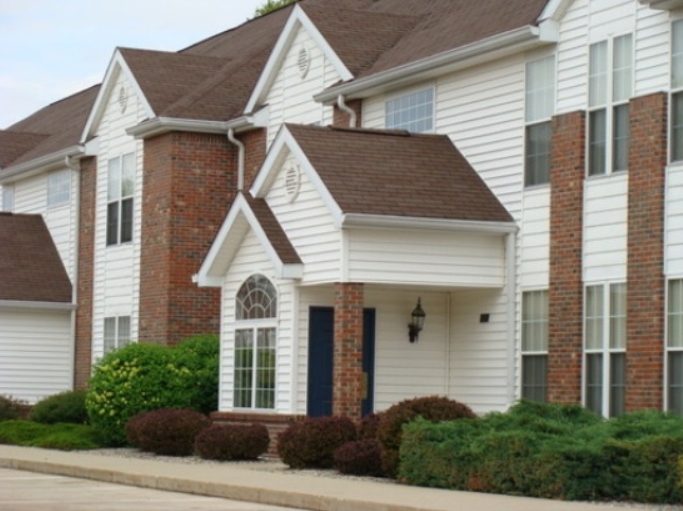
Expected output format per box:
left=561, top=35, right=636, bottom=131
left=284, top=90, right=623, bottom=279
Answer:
left=408, top=298, right=426, bottom=343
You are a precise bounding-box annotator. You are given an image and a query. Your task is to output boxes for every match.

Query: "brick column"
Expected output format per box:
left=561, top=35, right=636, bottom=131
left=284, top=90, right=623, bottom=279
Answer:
left=548, top=111, right=586, bottom=404
left=332, top=99, right=362, bottom=128
left=333, top=282, right=364, bottom=418
left=626, top=92, right=667, bottom=411
left=74, top=156, right=96, bottom=389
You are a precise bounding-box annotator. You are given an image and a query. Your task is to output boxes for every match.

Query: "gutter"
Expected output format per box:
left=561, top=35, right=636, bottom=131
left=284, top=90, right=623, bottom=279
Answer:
left=0, top=145, right=84, bottom=183
left=314, top=25, right=556, bottom=103
left=126, top=110, right=269, bottom=140
left=340, top=213, right=518, bottom=234
left=0, top=300, right=77, bottom=311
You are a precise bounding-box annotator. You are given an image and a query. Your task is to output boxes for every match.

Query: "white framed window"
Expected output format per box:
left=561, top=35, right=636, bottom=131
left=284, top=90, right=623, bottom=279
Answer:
left=525, top=56, right=555, bottom=187
left=521, top=290, right=549, bottom=402
left=584, top=283, right=626, bottom=417
left=588, top=34, right=633, bottom=176
left=671, top=20, right=683, bottom=162
left=667, top=279, right=683, bottom=414
left=103, top=316, right=131, bottom=354
left=234, top=274, right=277, bottom=410
left=47, top=170, right=71, bottom=208
left=385, top=87, right=434, bottom=133
left=2, top=185, right=14, bottom=212
left=106, top=152, right=135, bottom=246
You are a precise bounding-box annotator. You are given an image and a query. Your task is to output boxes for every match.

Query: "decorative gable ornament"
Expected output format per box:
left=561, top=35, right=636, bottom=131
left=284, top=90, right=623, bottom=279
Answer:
left=298, top=46, right=311, bottom=79
left=118, top=86, right=128, bottom=114
left=285, top=164, right=301, bottom=202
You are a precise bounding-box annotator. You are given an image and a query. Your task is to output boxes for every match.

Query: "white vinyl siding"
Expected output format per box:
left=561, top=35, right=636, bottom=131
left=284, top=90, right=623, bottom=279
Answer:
left=525, top=55, right=555, bottom=187
left=385, top=87, right=434, bottom=133
left=47, top=170, right=71, bottom=209
left=521, top=187, right=550, bottom=288
left=0, top=308, right=72, bottom=404
left=672, top=20, right=683, bottom=162
left=2, top=185, right=14, bottom=212
left=666, top=166, right=683, bottom=276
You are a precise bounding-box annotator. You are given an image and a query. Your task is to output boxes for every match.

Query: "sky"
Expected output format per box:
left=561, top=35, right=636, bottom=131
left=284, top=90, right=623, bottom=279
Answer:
left=0, top=0, right=266, bottom=129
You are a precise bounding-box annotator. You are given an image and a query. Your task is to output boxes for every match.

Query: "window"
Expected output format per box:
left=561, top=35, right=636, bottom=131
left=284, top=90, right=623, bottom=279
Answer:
left=584, top=283, right=626, bottom=417
left=103, top=316, right=131, bottom=354
left=107, top=153, right=135, bottom=246
left=668, top=280, right=683, bottom=414
left=525, top=56, right=555, bottom=186
left=672, top=21, right=683, bottom=161
left=385, top=88, right=434, bottom=133
left=521, top=290, right=549, bottom=402
left=234, top=275, right=277, bottom=410
left=47, top=170, right=71, bottom=208
left=2, top=185, right=14, bottom=212
left=588, top=34, right=632, bottom=176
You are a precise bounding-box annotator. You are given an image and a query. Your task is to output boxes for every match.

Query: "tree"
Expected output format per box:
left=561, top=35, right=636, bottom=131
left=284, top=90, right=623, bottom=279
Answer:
left=255, top=0, right=297, bottom=16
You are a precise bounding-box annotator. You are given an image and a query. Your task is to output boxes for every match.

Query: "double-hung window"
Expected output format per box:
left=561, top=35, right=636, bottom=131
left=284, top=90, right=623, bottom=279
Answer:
left=103, top=316, right=131, bottom=354
left=47, top=170, right=71, bottom=209
left=234, top=274, right=277, bottom=410
left=525, top=56, right=555, bottom=187
left=107, top=153, right=135, bottom=246
left=588, top=34, right=632, bottom=176
left=385, top=87, right=434, bottom=133
left=2, top=185, right=14, bottom=212
left=584, top=283, right=626, bottom=417
left=521, top=290, right=549, bottom=402
left=667, top=279, right=683, bottom=414
left=672, top=21, right=683, bottom=161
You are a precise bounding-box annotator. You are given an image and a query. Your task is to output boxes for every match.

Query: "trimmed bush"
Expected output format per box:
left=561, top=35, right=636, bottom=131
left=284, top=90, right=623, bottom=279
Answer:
left=278, top=416, right=357, bottom=469
left=334, top=439, right=385, bottom=477
left=377, top=396, right=476, bottom=477
left=173, top=335, right=219, bottom=414
left=195, top=424, right=270, bottom=461
left=358, top=413, right=381, bottom=439
left=30, top=390, right=88, bottom=424
left=0, top=421, right=103, bottom=450
left=0, top=395, right=24, bottom=422
left=125, top=408, right=211, bottom=456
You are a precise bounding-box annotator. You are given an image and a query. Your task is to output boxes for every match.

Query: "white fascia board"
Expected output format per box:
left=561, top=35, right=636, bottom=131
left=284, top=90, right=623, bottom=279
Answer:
left=539, top=0, right=575, bottom=22
left=126, top=111, right=270, bottom=139
left=0, top=145, right=84, bottom=184
left=341, top=213, right=518, bottom=234
left=250, top=126, right=343, bottom=226
left=81, top=49, right=156, bottom=142
left=640, top=0, right=683, bottom=9
left=0, top=300, right=76, bottom=311
left=315, top=25, right=553, bottom=103
left=245, top=4, right=353, bottom=114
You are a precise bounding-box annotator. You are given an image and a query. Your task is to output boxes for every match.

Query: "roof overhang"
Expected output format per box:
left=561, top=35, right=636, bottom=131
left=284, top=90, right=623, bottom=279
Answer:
left=638, top=0, right=683, bottom=9
left=340, top=213, right=518, bottom=234
left=194, top=193, right=303, bottom=287
left=0, top=300, right=76, bottom=311
left=314, top=23, right=558, bottom=103
left=0, top=145, right=85, bottom=184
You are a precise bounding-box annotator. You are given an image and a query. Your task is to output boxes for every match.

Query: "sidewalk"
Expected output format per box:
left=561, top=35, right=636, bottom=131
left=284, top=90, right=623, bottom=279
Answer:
left=0, top=445, right=645, bottom=511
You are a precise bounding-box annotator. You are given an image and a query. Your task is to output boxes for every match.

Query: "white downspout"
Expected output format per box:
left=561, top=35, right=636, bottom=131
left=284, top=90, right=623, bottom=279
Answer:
left=227, top=129, right=245, bottom=191
left=505, top=231, right=518, bottom=408
left=337, top=94, right=357, bottom=128
left=65, top=156, right=79, bottom=390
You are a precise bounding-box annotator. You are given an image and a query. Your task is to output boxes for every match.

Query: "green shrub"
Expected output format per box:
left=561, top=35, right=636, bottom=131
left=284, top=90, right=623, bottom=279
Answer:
left=125, top=408, right=211, bottom=456
left=0, top=421, right=103, bottom=450
left=30, top=390, right=88, bottom=424
left=0, top=395, right=24, bottom=422
left=173, top=335, right=219, bottom=414
left=334, top=439, right=385, bottom=477
left=278, top=416, right=357, bottom=469
left=86, top=343, right=199, bottom=445
left=377, top=396, right=476, bottom=477
left=195, top=424, right=270, bottom=461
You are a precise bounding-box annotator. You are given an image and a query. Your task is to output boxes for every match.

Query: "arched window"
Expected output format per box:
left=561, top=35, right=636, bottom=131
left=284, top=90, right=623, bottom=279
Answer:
left=234, top=275, right=277, bottom=410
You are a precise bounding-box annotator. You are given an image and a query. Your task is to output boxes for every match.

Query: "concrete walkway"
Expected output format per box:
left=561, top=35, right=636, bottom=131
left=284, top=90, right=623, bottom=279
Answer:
left=0, top=445, right=638, bottom=511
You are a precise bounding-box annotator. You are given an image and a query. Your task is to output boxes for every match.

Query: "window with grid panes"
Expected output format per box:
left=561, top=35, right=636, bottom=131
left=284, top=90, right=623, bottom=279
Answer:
left=588, top=35, right=632, bottom=176
left=47, top=170, right=71, bottom=208
left=521, top=290, right=549, bottom=402
left=106, top=153, right=135, bottom=246
left=525, top=56, right=555, bottom=187
left=584, top=283, right=626, bottom=417
left=103, top=316, right=131, bottom=354
left=385, top=88, right=434, bottom=133
left=234, top=275, right=277, bottom=410
left=668, top=280, right=683, bottom=414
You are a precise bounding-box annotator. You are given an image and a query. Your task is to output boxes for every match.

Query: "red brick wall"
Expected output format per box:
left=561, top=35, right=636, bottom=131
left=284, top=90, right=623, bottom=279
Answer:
left=548, top=111, right=586, bottom=404
left=139, top=132, right=236, bottom=345
left=333, top=283, right=364, bottom=418
left=74, top=156, right=96, bottom=389
left=332, top=99, right=362, bottom=128
left=626, top=92, right=667, bottom=411
left=240, top=128, right=267, bottom=189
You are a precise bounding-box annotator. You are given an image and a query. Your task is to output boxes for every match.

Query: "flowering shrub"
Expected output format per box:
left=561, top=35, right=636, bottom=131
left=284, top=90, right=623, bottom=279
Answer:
left=195, top=424, right=270, bottom=460
left=125, top=408, right=211, bottom=456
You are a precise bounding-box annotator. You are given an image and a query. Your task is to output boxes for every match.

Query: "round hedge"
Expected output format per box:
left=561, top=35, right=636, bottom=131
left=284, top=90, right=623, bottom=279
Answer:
left=277, top=416, right=357, bottom=469
left=125, top=408, right=211, bottom=456
left=195, top=424, right=270, bottom=461
left=334, top=438, right=385, bottom=477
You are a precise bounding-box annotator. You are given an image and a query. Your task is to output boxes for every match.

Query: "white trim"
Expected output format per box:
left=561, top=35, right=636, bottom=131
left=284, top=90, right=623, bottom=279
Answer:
left=194, top=194, right=303, bottom=287
left=539, top=0, right=574, bottom=22
left=0, top=300, right=76, bottom=311
left=125, top=113, right=268, bottom=140
left=81, top=49, right=155, bottom=142
left=640, top=0, right=683, bottom=10
left=340, top=213, right=517, bottom=234
left=314, top=25, right=556, bottom=103
left=245, top=4, right=353, bottom=114
left=0, top=146, right=83, bottom=183
left=506, top=232, right=518, bottom=406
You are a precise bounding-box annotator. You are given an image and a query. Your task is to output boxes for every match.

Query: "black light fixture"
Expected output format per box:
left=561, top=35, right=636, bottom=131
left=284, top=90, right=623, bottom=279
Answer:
left=408, top=298, right=426, bottom=343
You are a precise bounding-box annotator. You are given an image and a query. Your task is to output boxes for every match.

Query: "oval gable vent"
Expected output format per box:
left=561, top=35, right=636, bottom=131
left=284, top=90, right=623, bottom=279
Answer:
left=285, top=165, right=301, bottom=203
left=298, top=46, right=310, bottom=79
left=118, top=86, right=128, bottom=114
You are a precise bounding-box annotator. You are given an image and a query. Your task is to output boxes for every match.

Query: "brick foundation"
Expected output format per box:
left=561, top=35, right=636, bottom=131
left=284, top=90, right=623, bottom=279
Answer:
left=333, top=283, right=364, bottom=418
left=626, top=92, right=667, bottom=411
left=548, top=110, right=586, bottom=405
left=211, top=412, right=305, bottom=457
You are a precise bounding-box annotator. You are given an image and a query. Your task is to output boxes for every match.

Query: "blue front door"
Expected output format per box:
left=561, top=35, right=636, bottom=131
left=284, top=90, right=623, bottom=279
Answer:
left=307, top=307, right=376, bottom=417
